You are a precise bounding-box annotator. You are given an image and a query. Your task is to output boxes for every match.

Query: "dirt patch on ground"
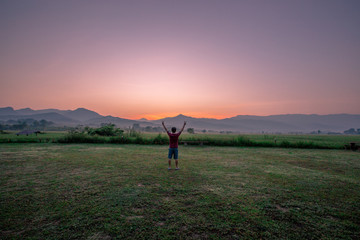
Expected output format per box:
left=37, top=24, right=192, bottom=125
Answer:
left=69, top=168, right=93, bottom=176
left=79, top=147, right=122, bottom=152
left=87, top=232, right=112, bottom=240
left=163, top=196, right=172, bottom=202
left=276, top=205, right=289, bottom=213
left=132, top=208, right=144, bottom=214
left=126, top=215, right=144, bottom=221
left=202, top=185, right=224, bottom=195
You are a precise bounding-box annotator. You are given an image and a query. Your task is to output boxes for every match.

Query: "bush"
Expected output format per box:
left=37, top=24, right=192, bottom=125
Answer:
left=134, top=136, right=145, bottom=144
left=187, top=128, right=195, bottom=134
left=85, top=124, right=123, bottom=136
left=127, top=129, right=141, bottom=138
left=108, top=136, right=130, bottom=144
left=234, top=136, right=253, bottom=146
left=58, top=132, right=103, bottom=143
left=280, top=140, right=291, bottom=148
left=152, top=134, right=168, bottom=145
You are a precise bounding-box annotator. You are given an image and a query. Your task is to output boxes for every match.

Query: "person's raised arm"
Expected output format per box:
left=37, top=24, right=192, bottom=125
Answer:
left=162, top=121, right=169, bottom=133
left=179, top=121, right=187, bottom=134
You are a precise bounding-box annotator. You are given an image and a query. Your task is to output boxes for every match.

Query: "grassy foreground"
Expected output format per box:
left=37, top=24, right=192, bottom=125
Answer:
left=1, top=144, right=359, bottom=239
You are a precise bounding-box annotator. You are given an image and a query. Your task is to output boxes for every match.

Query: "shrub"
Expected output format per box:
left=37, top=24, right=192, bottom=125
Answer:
left=134, top=136, right=145, bottom=144
left=85, top=124, right=123, bottom=136
left=280, top=140, right=291, bottom=148
left=58, top=132, right=103, bottom=143
left=234, top=136, right=253, bottom=146
left=152, top=134, right=168, bottom=145
left=187, top=128, right=195, bottom=134
left=294, top=141, right=315, bottom=149
left=128, top=129, right=141, bottom=138
left=108, top=135, right=130, bottom=144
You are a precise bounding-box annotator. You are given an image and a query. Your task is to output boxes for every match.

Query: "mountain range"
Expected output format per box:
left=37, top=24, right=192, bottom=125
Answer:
left=1, top=107, right=359, bottom=133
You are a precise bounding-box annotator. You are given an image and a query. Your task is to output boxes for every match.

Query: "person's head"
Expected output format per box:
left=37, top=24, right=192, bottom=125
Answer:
left=171, top=127, right=176, bottom=133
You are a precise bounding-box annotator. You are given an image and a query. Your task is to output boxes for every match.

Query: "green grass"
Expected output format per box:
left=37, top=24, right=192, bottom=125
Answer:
left=0, top=131, right=64, bottom=143
left=1, top=144, right=359, bottom=239
left=1, top=131, right=360, bottom=149
left=177, top=133, right=360, bottom=149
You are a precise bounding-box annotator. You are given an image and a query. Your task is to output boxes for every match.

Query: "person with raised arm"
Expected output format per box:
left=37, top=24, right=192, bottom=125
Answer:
left=162, top=121, right=186, bottom=170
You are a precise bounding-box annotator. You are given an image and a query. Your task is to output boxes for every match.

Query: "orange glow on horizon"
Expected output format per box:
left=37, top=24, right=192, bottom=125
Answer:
left=139, top=112, right=232, bottom=120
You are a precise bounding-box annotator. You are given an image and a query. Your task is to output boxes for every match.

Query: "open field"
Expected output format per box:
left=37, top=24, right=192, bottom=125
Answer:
left=1, top=131, right=360, bottom=149
left=0, top=131, right=64, bottom=143
left=1, top=144, right=359, bottom=239
left=144, top=132, right=360, bottom=149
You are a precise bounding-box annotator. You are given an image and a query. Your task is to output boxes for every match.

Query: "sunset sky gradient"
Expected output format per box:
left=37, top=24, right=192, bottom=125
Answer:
left=1, top=0, right=359, bottom=119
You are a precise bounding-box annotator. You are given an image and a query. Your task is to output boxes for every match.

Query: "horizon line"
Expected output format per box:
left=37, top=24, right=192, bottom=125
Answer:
left=1, top=106, right=359, bottom=121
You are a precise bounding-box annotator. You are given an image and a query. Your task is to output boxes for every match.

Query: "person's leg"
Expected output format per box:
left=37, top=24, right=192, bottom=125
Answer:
left=174, top=148, right=179, bottom=169
left=168, top=148, right=173, bottom=169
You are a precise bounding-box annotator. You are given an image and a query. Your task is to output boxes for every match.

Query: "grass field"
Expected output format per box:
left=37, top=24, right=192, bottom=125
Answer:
left=1, top=131, right=360, bottom=149
left=1, top=144, right=359, bottom=239
left=144, top=132, right=360, bottom=149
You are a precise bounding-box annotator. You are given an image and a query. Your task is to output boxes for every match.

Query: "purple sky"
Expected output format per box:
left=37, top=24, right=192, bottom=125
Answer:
left=1, top=0, right=359, bottom=119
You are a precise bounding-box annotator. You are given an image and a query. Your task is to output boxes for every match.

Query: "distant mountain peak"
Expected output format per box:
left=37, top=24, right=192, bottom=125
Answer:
left=0, top=106, right=14, bottom=110
left=63, top=107, right=102, bottom=121
left=0, top=107, right=16, bottom=115
left=74, top=107, right=91, bottom=112
left=175, top=114, right=189, bottom=118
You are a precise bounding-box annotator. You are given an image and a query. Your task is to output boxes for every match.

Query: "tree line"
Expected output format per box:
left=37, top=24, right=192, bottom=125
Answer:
left=0, top=119, right=54, bottom=130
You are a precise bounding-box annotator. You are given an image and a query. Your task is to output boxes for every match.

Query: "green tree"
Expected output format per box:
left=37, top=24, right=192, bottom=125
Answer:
left=344, top=128, right=356, bottom=134
left=145, top=126, right=153, bottom=132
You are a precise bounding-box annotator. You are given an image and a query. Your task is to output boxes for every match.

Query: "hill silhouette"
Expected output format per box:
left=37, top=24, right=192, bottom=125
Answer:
left=1, top=107, right=359, bottom=133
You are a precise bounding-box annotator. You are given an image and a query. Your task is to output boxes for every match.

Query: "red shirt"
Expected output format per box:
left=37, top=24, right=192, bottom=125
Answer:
left=167, top=132, right=181, bottom=148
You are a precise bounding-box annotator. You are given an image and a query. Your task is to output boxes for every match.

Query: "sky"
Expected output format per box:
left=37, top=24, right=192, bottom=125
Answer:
left=1, top=0, right=359, bottom=120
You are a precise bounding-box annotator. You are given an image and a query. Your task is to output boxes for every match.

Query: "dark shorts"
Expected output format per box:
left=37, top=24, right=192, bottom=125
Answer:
left=168, top=148, right=178, bottom=159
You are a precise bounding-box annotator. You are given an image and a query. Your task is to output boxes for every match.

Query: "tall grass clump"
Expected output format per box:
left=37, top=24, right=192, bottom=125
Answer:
left=278, top=140, right=333, bottom=149
left=85, top=124, right=124, bottom=137
left=231, top=136, right=274, bottom=147
left=151, top=134, right=168, bottom=145
left=279, top=140, right=291, bottom=148
left=108, top=135, right=131, bottom=144
left=134, top=135, right=145, bottom=144
left=126, top=129, right=141, bottom=138
left=293, top=141, right=317, bottom=149
left=58, top=132, right=103, bottom=143
left=0, top=137, right=40, bottom=143
left=233, top=136, right=253, bottom=146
